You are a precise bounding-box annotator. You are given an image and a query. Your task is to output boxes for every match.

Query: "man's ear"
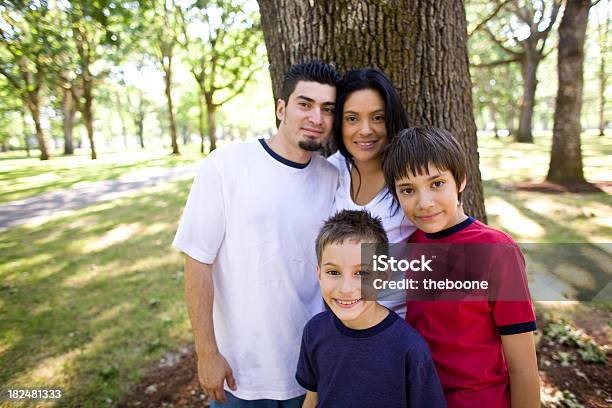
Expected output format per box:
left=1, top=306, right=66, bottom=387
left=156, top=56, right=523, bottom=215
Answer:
left=316, top=264, right=322, bottom=281
left=276, top=98, right=286, bottom=123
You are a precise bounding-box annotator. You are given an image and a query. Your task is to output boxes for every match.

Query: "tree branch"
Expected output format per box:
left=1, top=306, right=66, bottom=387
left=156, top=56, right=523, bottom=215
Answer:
left=470, top=57, right=519, bottom=68
left=469, top=0, right=512, bottom=37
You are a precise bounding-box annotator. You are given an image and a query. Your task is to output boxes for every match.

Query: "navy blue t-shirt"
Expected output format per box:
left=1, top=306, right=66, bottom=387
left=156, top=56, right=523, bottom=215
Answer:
left=296, top=309, right=446, bottom=408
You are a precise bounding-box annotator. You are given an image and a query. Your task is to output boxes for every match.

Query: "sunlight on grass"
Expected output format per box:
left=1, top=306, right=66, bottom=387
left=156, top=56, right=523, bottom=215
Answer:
left=82, top=223, right=141, bottom=253
left=485, top=196, right=546, bottom=239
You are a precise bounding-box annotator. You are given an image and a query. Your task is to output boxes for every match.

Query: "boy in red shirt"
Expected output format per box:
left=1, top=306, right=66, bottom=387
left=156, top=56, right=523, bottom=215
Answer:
left=382, top=127, right=540, bottom=408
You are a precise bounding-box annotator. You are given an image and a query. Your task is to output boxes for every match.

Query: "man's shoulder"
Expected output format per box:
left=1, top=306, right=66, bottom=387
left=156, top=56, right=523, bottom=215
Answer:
left=312, top=153, right=340, bottom=177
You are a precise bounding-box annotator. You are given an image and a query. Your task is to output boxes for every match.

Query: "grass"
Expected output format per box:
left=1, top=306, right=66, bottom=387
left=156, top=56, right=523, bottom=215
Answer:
left=0, top=180, right=193, bottom=407
left=0, top=146, right=204, bottom=205
left=0, top=133, right=609, bottom=407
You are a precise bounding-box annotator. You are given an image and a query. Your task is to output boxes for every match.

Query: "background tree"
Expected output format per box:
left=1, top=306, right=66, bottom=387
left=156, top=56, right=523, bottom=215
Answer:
left=63, top=1, right=136, bottom=159
left=546, top=0, right=595, bottom=184
left=258, top=0, right=487, bottom=221
left=143, top=1, right=181, bottom=155
left=597, top=0, right=609, bottom=136
left=178, top=0, right=264, bottom=153
left=0, top=1, right=55, bottom=160
left=470, top=0, right=561, bottom=143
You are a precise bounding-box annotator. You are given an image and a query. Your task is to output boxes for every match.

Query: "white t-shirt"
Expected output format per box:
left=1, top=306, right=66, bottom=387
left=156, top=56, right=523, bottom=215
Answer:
left=328, top=151, right=416, bottom=318
left=173, top=139, right=339, bottom=400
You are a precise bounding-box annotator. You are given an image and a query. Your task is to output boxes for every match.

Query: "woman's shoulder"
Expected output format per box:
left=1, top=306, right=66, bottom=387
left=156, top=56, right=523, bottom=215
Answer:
left=327, top=150, right=349, bottom=173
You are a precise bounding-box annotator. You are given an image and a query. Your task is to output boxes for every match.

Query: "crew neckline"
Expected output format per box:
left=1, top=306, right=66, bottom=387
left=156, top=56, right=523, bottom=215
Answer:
left=258, top=138, right=310, bottom=169
left=332, top=308, right=397, bottom=338
left=425, top=216, right=476, bottom=239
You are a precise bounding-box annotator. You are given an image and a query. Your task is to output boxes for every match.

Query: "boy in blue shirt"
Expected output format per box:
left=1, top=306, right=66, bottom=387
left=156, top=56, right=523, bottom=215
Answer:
left=296, top=210, right=446, bottom=408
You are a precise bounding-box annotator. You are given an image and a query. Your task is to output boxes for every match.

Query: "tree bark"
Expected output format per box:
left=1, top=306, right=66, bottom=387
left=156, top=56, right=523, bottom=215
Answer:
left=62, top=84, right=75, bottom=155
left=257, top=0, right=486, bottom=221
left=516, top=50, right=538, bottom=143
left=546, top=0, right=590, bottom=184
left=206, top=99, right=217, bottom=152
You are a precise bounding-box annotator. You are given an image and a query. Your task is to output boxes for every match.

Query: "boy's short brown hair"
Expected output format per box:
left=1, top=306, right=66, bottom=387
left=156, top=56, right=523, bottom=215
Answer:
left=315, top=210, right=388, bottom=265
left=382, top=126, right=467, bottom=202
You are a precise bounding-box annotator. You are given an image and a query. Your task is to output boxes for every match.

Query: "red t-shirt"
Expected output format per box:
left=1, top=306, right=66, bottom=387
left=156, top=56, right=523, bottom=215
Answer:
left=405, top=217, right=536, bottom=408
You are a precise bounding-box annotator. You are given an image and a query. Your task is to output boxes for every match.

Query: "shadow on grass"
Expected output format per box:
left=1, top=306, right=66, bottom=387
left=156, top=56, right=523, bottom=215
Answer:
left=0, top=151, right=203, bottom=204
left=0, top=179, right=194, bottom=407
left=484, top=184, right=611, bottom=302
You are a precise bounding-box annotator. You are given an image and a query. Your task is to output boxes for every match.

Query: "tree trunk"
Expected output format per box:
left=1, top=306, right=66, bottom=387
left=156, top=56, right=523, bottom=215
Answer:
left=82, top=78, right=97, bottom=160
left=21, top=108, right=31, bottom=157
left=546, top=0, right=590, bottom=184
left=490, top=106, right=499, bottom=138
left=598, top=4, right=609, bottom=136
left=257, top=0, right=486, bottom=222
left=207, top=100, right=217, bottom=153
left=27, top=94, right=49, bottom=160
left=136, top=112, right=145, bottom=149
left=62, top=85, right=75, bottom=155
left=163, top=55, right=180, bottom=155
left=516, top=51, right=538, bottom=143
left=199, top=93, right=206, bottom=153
left=506, top=106, right=515, bottom=138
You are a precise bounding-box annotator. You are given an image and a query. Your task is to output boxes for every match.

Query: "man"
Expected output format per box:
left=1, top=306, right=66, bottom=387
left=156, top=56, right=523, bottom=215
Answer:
left=173, top=61, right=341, bottom=407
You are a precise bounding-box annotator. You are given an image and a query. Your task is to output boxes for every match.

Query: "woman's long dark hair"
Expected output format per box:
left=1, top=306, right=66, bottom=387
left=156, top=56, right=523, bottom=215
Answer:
left=333, top=68, right=409, bottom=204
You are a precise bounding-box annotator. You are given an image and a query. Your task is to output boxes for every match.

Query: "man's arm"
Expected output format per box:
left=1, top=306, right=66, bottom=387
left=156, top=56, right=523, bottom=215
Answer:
left=501, top=331, right=540, bottom=408
left=302, top=391, right=317, bottom=408
left=184, top=255, right=236, bottom=402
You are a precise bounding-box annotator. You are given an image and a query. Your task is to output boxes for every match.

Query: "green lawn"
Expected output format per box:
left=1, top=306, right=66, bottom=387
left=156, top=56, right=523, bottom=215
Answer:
left=0, top=146, right=203, bottom=205
left=0, top=134, right=609, bottom=407
left=0, top=179, right=193, bottom=407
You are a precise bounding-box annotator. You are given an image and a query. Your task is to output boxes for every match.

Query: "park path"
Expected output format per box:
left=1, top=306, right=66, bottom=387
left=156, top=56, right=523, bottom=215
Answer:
left=0, top=164, right=198, bottom=231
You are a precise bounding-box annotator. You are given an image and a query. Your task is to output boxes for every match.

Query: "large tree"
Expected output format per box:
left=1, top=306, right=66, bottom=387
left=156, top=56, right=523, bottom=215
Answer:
left=257, top=0, right=486, bottom=221
left=546, top=0, right=593, bottom=183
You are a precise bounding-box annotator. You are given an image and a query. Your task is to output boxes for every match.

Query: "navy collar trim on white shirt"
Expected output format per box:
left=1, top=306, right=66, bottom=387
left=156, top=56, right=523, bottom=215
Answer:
left=258, top=139, right=310, bottom=169
left=424, top=216, right=476, bottom=239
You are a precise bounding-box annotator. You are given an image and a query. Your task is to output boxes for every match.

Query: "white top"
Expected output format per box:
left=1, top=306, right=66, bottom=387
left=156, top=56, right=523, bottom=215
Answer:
left=328, top=151, right=416, bottom=318
left=174, top=139, right=339, bottom=400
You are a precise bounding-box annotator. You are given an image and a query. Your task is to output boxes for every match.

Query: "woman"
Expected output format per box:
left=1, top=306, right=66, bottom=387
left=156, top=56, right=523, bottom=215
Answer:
left=328, top=68, right=415, bottom=318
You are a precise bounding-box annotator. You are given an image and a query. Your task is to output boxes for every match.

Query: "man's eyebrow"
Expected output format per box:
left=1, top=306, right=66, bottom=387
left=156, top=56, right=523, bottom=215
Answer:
left=296, top=95, right=335, bottom=106
left=295, top=95, right=315, bottom=103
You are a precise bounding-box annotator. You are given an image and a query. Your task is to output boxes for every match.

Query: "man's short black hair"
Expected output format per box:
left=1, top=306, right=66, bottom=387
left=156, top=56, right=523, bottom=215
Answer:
left=281, top=60, right=342, bottom=102
left=315, top=210, right=388, bottom=265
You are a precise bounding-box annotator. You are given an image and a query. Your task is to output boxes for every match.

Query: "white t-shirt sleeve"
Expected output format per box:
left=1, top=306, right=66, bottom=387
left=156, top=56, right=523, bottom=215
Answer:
left=173, top=156, right=225, bottom=264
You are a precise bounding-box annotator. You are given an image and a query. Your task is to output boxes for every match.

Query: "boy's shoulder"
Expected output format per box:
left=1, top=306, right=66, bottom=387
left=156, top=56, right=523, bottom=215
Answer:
left=410, top=217, right=517, bottom=245
left=303, top=310, right=334, bottom=336
left=390, top=317, right=433, bottom=356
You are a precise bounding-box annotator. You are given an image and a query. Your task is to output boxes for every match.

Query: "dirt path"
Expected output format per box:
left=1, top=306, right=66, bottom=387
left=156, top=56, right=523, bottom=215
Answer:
left=119, top=305, right=611, bottom=408
left=0, top=164, right=197, bottom=231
